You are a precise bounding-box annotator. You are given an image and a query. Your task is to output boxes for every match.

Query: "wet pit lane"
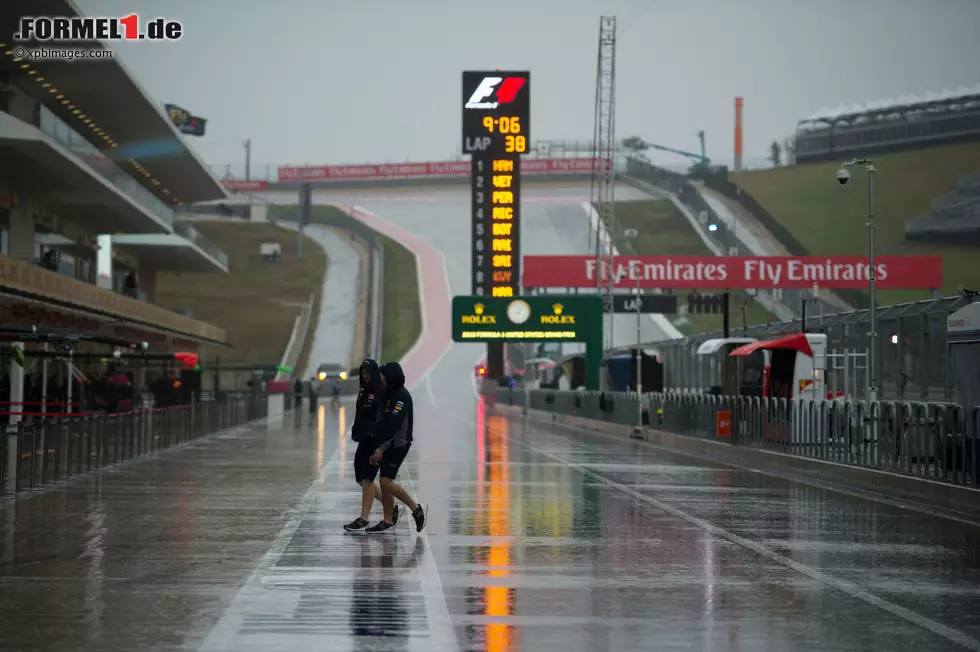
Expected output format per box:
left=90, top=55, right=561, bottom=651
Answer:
left=1, top=400, right=980, bottom=651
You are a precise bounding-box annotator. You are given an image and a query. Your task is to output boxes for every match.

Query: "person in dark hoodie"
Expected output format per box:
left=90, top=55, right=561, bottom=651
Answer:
left=344, top=359, right=399, bottom=532
left=366, top=362, right=426, bottom=534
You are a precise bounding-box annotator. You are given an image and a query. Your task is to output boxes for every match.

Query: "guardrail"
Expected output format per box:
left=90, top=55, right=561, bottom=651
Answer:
left=369, top=235, right=383, bottom=360
left=276, top=292, right=315, bottom=382
left=495, top=388, right=980, bottom=495
left=346, top=228, right=381, bottom=363
left=173, top=221, right=231, bottom=268
left=0, top=395, right=266, bottom=498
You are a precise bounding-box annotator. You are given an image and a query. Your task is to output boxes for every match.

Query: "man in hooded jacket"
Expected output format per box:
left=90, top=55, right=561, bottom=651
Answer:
left=344, top=359, right=399, bottom=532
left=365, top=362, right=426, bottom=534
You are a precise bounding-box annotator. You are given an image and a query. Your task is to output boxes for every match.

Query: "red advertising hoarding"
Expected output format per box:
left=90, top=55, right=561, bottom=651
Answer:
left=222, top=179, right=269, bottom=191
left=522, top=255, right=943, bottom=290
left=277, top=157, right=609, bottom=182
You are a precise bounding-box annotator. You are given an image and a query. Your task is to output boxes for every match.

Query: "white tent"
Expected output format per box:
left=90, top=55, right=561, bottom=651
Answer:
left=947, top=302, right=980, bottom=411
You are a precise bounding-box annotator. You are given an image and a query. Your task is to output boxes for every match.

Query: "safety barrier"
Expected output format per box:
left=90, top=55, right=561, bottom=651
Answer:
left=276, top=292, right=315, bottom=382
left=0, top=395, right=267, bottom=498
left=369, top=238, right=384, bottom=360
left=496, top=388, right=980, bottom=490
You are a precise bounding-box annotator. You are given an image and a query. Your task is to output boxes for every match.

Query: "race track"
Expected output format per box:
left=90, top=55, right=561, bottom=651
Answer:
left=263, top=181, right=679, bottom=382
left=277, top=222, right=360, bottom=378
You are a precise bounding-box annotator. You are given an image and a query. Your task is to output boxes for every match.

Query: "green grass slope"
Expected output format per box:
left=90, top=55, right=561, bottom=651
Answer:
left=613, top=199, right=778, bottom=334
left=731, top=140, right=980, bottom=304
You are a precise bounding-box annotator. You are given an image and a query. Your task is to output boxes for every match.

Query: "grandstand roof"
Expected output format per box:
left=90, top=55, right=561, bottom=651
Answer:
left=0, top=0, right=229, bottom=204
left=800, top=83, right=980, bottom=125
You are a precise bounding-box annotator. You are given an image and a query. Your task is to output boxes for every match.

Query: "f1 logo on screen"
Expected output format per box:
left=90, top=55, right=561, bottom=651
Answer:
left=465, top=77, right=527, bottom=109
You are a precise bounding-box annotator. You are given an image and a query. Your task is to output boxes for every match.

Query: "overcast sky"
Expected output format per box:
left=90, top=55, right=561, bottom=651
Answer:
left=78, top=0, right=980, bottom=173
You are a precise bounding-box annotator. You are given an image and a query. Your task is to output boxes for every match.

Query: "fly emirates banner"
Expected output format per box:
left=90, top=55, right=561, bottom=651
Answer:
left=521, top=255, right=943, bottom=290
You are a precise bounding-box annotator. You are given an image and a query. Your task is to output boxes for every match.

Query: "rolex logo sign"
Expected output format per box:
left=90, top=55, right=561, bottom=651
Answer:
left=462, top=302, right=496, bottom=325
left=540, top=302, right=575, bottom=325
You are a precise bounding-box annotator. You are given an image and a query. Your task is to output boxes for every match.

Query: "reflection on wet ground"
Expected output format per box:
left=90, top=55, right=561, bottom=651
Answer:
left=1, top=398, right=980, bottom=651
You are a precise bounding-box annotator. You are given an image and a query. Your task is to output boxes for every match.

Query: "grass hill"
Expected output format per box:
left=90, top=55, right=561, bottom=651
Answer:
left=731, top=140, right=980, bottom=304
left=613, top=199, right=778, bottom=334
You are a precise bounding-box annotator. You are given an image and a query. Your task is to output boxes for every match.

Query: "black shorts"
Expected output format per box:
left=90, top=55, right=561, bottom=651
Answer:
left=380, top=444, right=411, bottom=480
left=354, top=441, right=378, bottom=484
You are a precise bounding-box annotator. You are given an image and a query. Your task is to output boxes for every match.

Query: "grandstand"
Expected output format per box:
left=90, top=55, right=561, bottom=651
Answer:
left=905, top=171, right=980, bottom=245
left=794, top=84, right=980, bottom=164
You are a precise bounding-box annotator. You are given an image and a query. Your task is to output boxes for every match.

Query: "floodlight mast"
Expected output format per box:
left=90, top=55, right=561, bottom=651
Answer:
left=837, top=158, right=877, bottom=404
left=589, top=16, right=617, bottom=350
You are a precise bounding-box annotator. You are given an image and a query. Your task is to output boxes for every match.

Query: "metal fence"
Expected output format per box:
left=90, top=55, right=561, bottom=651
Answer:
left=650, top=293, right=974, bottom=403
left=0, top=394, right=267, bottom=498
left=496, top=388, right=980, bottom=490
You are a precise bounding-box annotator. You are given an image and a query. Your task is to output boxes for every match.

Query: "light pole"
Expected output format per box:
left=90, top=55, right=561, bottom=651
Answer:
left=622, top=229, right=644, bottom=437
left=836, top=158, right=877, bottom=403
left=634, top=274, right=643, bottom=437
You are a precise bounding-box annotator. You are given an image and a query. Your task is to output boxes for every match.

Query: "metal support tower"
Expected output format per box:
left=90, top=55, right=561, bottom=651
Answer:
left=589, top=16, right=617, bottom=350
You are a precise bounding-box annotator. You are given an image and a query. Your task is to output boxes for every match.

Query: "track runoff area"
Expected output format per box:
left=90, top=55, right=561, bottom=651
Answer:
left=453, top=70, right=945, bottom=388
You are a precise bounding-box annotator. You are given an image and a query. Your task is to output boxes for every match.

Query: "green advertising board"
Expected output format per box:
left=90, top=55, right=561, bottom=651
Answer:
left=451, top=295, right=603, bottom=389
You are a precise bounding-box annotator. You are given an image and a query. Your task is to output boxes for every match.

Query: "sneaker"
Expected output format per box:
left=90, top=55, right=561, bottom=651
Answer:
left=365, top=521, right=395, bottom=534
left=343, top=517, right=369, bottom=532
left=412, top=504, right=427, bottom=532
left=392, top=505, right=400, bottom=528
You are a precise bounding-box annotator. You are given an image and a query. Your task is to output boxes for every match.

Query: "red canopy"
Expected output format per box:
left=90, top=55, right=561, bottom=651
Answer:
left=729, top=333, right=814, bottom=358
left=174, top=352, right=199, bottom=369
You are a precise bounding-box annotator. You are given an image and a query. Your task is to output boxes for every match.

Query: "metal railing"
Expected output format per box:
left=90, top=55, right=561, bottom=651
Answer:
left=0, top=395, right=266, bottom=498
left=496, top=388, right=980, bottom=489
left=173, top=221, right=230, bottom=268
left=651, top=293, right=972, bottom=403
left=38, top=106, right=175, bottom=227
